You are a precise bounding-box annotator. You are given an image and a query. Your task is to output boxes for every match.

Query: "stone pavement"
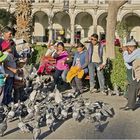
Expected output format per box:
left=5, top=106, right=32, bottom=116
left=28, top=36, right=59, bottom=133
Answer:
left=1, top=92, right=140, bottom=139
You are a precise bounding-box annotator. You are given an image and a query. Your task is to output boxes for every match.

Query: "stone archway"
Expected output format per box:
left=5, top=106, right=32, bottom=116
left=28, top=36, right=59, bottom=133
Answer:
left=122, top=13, right=140, bottom=41
left=52, top=11, right=70, bottom=43
left=33, top=11, right=48, bottom=42
left=97, top=12, right=107, bottom=39
left=75, top=12, right=93, bottom=43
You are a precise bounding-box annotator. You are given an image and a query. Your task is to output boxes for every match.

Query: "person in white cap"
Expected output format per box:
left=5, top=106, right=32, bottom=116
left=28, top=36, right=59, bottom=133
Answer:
left=120, top=40, right=140, bottom=111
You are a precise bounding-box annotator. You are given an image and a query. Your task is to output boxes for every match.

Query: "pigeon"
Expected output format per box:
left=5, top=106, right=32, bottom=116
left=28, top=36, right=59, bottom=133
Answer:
left=7, top=102, right=15, bottom=120
left=92, top=112, right=102, bottom=131
left=113, top=83, right=120, bottom=96
left=33, top=122, right=41, bottom=140
left=72, top=107, right=82, bottom=122
left=0, top=117, right=7, bottom=137
left=46, top=111, right=55, bottom=132
left=102, top=103, right=114, bottom=117
left=18, top=116, right=30, bottom=133
left=24, top=107, right=34, bottom=122
left=29, top=90, right=37, bottom=102
left=60, top=108, right=68, bottom=120
left=54, top=86, right=62, bottom=104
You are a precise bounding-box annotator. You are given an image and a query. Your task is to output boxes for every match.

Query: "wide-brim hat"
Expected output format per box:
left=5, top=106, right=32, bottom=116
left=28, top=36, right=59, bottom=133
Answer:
left=0, top=51, right=8, bottom=62
left=125, top=40, right=136, bottom=47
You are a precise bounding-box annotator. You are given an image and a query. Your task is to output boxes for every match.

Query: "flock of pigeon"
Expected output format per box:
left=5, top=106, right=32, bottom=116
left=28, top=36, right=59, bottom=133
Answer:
left=0, top=65, right=115, bottom=139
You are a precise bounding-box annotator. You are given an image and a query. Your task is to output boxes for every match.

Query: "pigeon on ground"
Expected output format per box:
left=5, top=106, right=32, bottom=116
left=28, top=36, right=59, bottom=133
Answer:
left=33, top=122, right=41, bottom=140
left=0, top=117, right=7, bottom=137
left=7, top=102, right=15, bottom=120
left=46, top=111, right=55, bottom=132
left=54, top=86, right=62, bottom=104
left=18, top=116, right=31, bottom=133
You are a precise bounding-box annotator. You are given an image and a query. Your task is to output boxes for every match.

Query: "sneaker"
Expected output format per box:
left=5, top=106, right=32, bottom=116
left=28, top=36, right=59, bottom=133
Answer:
left=90, top=88, right=98, bottom=93
left=101, top=90, right=107, bottom=95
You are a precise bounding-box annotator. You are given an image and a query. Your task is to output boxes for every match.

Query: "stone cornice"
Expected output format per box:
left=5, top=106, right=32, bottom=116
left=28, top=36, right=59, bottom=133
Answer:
left=0, top=2, right=140, bottom=12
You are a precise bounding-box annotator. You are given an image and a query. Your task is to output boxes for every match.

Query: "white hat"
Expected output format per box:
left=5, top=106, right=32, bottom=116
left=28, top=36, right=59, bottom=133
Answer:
left=126, top=40, right=136, bottom=46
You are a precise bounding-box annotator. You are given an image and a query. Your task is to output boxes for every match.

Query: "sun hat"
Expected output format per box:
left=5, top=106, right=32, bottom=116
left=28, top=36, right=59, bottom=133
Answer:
left=0, top=51, right=8, bottom=62
left=125, top=40, right=137, bottom=47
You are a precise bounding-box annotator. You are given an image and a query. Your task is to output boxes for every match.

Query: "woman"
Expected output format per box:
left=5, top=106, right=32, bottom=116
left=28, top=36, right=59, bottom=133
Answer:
left=53, top=42, right=69, bottom=87
left=70, top=43, right=89, bottom=94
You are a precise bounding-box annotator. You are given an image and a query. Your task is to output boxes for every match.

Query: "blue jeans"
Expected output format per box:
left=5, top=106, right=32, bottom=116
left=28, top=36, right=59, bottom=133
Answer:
left=88, top=62, right=105, bottom=91
left=2, top=77, right=14, bottom=105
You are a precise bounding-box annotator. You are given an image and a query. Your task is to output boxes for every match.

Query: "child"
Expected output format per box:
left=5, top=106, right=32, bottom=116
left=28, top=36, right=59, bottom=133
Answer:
left=13, top=60, right=26, bottom=103
left=1, top=40, right=18, bottom=105
left=70, top=43, right=89, bottom=94
left=0, top=51, right=8, bottom=105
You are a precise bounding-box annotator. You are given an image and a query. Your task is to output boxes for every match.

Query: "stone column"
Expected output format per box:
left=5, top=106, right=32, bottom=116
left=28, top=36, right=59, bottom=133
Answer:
left=92, top=9, right=98, bottom=33
left=48, top=14, right=53, bottom=41
left=70, top=16, right=75, bottom=45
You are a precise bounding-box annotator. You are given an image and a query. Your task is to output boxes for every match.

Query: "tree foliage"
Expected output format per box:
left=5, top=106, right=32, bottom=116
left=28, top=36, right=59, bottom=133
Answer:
left=110, top=47, right=127, bottom=91
left=0, top=9, right=15, bottom=30
left=116, top=21, right=132, bottom=44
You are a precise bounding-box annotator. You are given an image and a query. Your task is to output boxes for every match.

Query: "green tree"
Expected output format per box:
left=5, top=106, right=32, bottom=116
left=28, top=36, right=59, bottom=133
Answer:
left=116, top=21, right=132, bottom=45
left=0, top=9, right=15, bottom=30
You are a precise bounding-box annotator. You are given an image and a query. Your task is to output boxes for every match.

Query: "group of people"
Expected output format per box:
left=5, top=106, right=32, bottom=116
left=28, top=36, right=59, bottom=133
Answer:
left=43, top=33, right=107, bottom=96
left=44, top=33, right=140, bottom=112
left=0, top=26, right=25, bottom=106
left=1, top=25, right=139, bottom=112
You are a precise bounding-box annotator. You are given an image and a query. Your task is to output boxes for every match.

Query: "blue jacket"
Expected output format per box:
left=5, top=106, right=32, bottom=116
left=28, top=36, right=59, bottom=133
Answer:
left=72, top=50, right=89, bottom=73
left=87, top=42, right=104, bottom=63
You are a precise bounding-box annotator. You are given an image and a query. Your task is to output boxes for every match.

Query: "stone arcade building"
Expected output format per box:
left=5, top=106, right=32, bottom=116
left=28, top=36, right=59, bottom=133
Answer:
left=0, top=0, right=140, bottom=43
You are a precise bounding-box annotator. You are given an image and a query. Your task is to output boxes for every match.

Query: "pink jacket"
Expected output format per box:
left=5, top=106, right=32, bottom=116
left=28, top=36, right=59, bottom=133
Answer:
left=56, top=51, right=69, bottom=70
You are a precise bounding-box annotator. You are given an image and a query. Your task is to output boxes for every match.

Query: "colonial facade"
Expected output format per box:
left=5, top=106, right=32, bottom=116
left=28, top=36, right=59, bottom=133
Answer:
left=1, top=0, right=140, bottom=43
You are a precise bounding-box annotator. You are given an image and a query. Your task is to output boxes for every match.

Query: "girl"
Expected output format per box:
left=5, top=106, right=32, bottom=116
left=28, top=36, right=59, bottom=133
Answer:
left=71, top=43, right=89, bottom=94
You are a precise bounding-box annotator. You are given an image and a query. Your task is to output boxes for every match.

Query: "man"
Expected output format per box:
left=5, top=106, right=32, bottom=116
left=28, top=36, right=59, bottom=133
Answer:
left=88, top=33, right=107, bottom=94
left=1, top=26, right=20, bottom=59
left=121, top=40, right=140, bottom=111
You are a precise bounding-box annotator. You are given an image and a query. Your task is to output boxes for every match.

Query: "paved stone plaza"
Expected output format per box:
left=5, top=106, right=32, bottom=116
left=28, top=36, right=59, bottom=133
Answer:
left=1, top=92, right=140, bottom=139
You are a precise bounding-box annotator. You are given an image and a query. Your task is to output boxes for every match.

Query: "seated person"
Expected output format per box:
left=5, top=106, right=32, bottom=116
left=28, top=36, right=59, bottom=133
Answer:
left=53, top=42, right=69, bottom=87
left=68, top=43, right=89, bottom=95
left=37, top=41, right=57, bottom=75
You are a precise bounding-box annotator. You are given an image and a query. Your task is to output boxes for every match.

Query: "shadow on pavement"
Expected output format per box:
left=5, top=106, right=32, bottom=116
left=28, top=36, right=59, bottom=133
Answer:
left=4, top=127, right=19, bottom=136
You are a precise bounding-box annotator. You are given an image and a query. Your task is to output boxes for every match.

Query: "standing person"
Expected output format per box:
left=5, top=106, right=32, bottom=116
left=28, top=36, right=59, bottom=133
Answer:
left=1, top=26, right=20, bottom=59
left=1, top=41, right=17, bottom=105
left=68, top=43, right=89, bottom=95
left=88, top=33, right=107, bottom=94
left=0, top=51, right=8, bottom=105
left=121, top=40, right=140, bottom=111
left=53, top=42, right=69, bottom=87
